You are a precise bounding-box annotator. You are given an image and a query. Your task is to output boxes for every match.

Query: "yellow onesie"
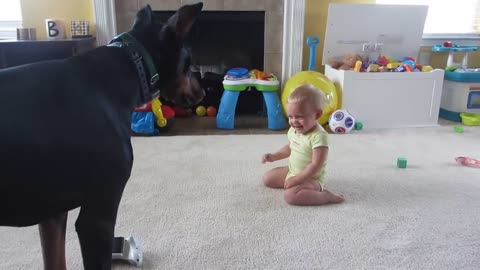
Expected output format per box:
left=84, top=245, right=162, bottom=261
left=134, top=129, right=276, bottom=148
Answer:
left=286, top=124, right=329, bottom=188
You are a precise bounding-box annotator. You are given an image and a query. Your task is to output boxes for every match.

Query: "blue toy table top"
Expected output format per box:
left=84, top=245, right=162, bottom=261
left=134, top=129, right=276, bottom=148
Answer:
left=223, top=68, right=279, bottom=91
left=432, top=45, right=479, bottom=52
left=226, top=68, right=249, bottom=79
left=445, top=68, right=480, bottom=82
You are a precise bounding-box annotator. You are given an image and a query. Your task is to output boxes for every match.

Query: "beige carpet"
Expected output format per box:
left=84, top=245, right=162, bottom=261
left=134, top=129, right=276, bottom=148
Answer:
left=1, top=125, right=480, bottom=270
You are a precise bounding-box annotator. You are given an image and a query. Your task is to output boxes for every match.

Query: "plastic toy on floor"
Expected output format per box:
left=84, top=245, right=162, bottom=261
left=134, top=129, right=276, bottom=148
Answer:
left=112, top=235, right=143, bottom=267
left=455, top=157, right=480, bottom=168
left=195, top=105, right=217, bottom=117
left=216, top=68, right=287, bottom=130
left=434, top=42, right=480, bottom=123
left=131, top=98, right=175, bottom=135
left=459, top=112, right=480, bottom=126
left=328, top=109, right=355, bottom=134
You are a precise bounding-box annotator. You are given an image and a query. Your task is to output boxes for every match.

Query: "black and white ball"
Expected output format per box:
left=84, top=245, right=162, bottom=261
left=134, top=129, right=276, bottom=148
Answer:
left=328, top=109, right=355, bottom=134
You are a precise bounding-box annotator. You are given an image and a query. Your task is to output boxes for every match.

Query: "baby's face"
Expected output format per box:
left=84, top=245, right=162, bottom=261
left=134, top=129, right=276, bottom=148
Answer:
left=286, top=101, right=321, bottom=134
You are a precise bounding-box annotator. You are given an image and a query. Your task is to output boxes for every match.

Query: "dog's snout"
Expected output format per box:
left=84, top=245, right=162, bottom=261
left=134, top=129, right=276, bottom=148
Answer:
left=184, top=96, right=199, bottom=107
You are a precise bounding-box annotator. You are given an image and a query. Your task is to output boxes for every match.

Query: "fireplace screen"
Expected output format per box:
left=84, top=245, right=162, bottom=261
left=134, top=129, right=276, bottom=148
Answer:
left=155, top=11, right=265, bottom=115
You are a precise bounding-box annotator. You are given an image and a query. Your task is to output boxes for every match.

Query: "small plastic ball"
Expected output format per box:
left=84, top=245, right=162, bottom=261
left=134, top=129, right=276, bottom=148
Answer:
left=195, top=106, right=206, bottom=116
left=206, top=106, right=217, bottom=117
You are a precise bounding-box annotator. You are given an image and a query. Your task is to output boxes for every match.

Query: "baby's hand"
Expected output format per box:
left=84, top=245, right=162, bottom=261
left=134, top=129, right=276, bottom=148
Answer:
left=261, top=153, right=274, bottom=163
left=284, top=176, right=300, bottom=189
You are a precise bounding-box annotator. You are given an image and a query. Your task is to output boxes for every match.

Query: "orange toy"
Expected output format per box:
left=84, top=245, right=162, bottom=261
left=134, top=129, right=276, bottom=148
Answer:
left=206, top=106, right=217, bottom=117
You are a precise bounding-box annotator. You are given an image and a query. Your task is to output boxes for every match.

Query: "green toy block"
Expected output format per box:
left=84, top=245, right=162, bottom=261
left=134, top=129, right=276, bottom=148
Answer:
left=397, top=157, right=407, bottom=168
left=445, top=66, right=458, bottom=72
left=354, top=122, right=363, bottom=130
left=454, top=126, right=464, bottom=133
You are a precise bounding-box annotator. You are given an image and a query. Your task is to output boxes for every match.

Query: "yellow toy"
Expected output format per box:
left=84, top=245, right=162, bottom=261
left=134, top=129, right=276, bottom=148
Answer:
left=354, top=61, right=362, bottom=72
left=151, top=98, right=167, bottom=127
left=366, top=63, right=379, bottom=72
left=282, top=37, right=339, bottom=125
left=386, top=62, right=402, bottom=69
left=281, top=71, right=339, bottom=125
left=195, top=105, right=206, bottom=117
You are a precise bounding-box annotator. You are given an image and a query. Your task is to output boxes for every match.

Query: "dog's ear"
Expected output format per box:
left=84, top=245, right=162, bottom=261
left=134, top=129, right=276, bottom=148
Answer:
left=132, top=4, right=153, bottom=31
left=167, top=2, right=203, bottom=39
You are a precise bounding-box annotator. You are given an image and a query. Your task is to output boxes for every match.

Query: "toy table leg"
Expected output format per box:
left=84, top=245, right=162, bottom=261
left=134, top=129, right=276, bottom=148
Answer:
left=262, top=91, right=288, bottom=130
left=216, top=90, right=240, bottom=129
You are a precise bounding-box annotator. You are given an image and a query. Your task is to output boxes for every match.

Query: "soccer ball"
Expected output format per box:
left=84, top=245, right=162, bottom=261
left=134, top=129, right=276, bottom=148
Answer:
left=328, top=109, right=355, bottom=134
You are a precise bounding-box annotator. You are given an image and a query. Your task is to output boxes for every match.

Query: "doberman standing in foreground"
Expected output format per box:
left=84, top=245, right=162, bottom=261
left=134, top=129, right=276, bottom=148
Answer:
left=0, top=3, right=204, bottom=269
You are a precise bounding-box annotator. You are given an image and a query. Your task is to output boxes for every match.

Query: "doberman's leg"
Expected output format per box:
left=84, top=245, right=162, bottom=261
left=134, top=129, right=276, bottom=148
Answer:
left=75, top=178, right=127, bottom=270
left=39, top=212, right=68, bottom=270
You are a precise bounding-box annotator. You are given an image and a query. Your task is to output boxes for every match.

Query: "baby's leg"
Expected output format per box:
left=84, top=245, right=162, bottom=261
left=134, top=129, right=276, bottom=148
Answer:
left=262, top=166, right=288, bottom=188
left=284, top=181, right=344, bottom=205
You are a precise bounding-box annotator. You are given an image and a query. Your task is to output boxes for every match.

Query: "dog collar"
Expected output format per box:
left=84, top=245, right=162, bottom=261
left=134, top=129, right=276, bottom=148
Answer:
left=107, top=33, right=160, bottom=104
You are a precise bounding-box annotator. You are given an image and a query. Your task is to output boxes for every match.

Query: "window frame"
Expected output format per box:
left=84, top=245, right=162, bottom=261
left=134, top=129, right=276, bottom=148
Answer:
left=375, top=1, right=480, bottom=46
left=0, top=0, right=23, bottom=40
left=0, top=20, right=22, bottom=40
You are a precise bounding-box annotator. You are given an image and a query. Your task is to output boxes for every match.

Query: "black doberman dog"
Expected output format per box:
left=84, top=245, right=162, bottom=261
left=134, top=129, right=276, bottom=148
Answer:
left=0, top=3, right=203, bottom=269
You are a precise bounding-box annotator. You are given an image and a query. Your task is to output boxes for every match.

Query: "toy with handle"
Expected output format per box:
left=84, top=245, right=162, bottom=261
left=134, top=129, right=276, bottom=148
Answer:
left=307, top=36, right=320, bottom=71
left=281, top=35, right=339, bottom=125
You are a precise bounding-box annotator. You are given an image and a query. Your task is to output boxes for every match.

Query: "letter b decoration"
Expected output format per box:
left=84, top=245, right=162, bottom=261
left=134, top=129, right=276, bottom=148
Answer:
left=45, top=19, right=66, bottom=40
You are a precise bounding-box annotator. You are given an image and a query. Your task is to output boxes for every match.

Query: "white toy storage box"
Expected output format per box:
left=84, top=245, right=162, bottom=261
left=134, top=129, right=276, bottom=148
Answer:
left=322, top=4, right=445, bottom=129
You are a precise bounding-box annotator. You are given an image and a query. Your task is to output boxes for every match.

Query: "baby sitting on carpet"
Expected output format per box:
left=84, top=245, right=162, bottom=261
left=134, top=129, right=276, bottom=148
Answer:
left=261, top=84, right=344, bottom=205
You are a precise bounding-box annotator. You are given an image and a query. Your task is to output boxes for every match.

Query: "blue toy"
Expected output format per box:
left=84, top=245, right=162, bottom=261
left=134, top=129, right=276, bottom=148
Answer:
left=281, top=36, right=339, bottom=125
left=307, top=36, right=320, bottom=71
left=226, top=68, right=249, bottom=78
left=131, top=99, right=175, bottom=135
left=131, top=111, right=158, bottom=135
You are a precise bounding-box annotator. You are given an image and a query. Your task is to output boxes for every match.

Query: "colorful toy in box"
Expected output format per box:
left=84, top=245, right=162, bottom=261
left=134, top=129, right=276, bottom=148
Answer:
left=328, top=53, right=363, bottom=70
left=329, top=53, right=434, bottom=73
left=131, top=98, right=175, bottom=135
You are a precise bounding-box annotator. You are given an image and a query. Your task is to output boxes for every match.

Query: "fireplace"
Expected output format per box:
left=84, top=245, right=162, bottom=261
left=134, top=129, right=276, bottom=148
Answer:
left=113, top=0, right=305, bottom=116
left=155, top=10, right=266, bottom=114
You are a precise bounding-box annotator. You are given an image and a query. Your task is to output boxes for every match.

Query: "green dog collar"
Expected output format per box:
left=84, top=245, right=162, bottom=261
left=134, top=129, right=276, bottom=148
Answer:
left=108, top=33, right=160, bottom=103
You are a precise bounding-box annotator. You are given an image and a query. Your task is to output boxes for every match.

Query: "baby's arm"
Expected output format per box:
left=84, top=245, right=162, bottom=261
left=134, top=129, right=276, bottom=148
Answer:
left=285, top=146, right=328, bottom=187
left=262, top=144, right=291, bottom=163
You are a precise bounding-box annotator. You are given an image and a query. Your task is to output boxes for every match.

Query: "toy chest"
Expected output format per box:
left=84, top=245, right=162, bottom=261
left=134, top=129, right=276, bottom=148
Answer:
left=322, top=4, right=445, bottom=129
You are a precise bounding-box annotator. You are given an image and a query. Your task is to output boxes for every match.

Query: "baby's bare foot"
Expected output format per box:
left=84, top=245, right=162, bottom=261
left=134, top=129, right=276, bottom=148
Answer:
left=324, top=189, right=345, bottom=203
